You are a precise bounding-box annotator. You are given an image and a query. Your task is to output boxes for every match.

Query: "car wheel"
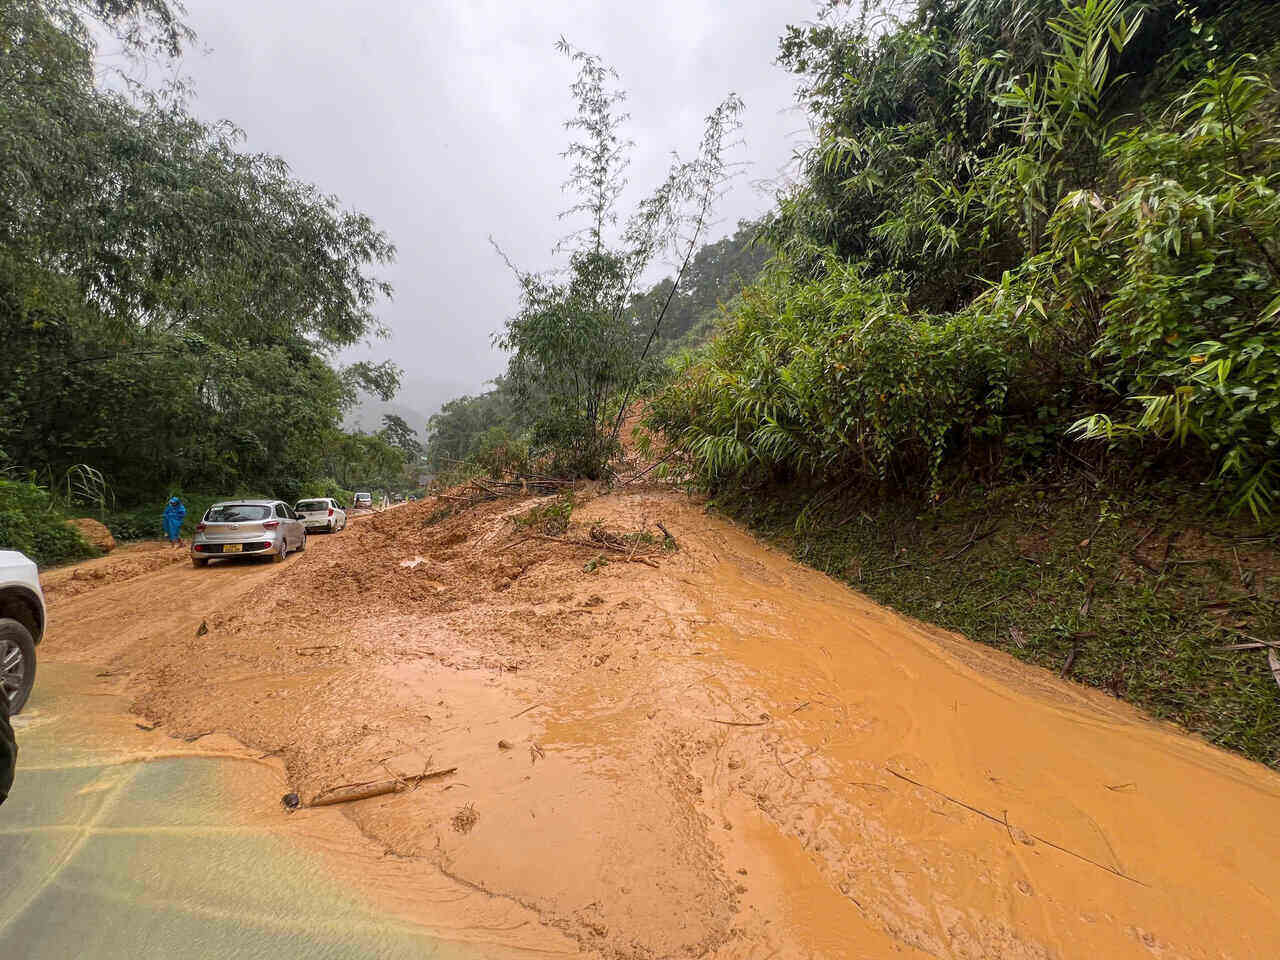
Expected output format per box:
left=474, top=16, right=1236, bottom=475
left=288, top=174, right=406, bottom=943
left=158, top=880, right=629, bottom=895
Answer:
left=0, top=618, right=37, bottom=716
left=272, top=537, right=288, bottom=563
left=327, top=520, right=334, bottom=533
left=298, top=530, right=307, bottom=552
left=191, top=556, right=209, bottom=568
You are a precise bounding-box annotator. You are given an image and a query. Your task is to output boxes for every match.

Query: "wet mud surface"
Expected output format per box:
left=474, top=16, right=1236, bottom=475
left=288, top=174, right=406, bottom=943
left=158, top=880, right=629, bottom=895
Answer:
left=3, top=661, right=573, bottom=959
left=30, top=493, right=1280, bottom=958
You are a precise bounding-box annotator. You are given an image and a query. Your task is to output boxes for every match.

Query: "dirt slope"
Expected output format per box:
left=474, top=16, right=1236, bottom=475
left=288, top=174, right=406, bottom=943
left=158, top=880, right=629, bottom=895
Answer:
left=40, top=491, right=1280, bottom=958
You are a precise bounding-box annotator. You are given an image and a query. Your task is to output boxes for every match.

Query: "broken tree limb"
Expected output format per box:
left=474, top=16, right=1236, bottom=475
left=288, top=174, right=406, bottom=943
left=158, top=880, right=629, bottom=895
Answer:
left=310, top=767, right=458, bottom=807
left=532, top=533, right=660, bottom=566
left=705, top=717, right=770, bottom=726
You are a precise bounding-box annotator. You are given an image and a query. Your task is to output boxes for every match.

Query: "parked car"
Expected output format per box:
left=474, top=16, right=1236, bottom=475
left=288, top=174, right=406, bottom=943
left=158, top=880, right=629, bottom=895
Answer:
left=353, top=491, right=373, bottom=510
left=294, top=497, right=347, bottom=533
left=190, top=500, right=306, bottom=567
left=0, top=550, right=45, bottom=716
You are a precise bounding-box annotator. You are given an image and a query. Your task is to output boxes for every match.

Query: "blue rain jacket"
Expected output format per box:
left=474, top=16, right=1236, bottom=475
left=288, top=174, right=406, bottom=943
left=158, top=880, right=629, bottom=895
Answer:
left=162, top=500, right=187, bottom=539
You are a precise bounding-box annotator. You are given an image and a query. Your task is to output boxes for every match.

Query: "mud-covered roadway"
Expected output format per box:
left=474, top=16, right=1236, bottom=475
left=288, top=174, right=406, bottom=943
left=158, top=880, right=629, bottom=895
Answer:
left=37, top=488, right=1280, bottom=958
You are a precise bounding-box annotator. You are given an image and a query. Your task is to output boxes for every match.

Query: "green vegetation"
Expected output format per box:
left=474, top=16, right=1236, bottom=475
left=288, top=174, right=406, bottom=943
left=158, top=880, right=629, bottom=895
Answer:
left=648, top=0, right=1280, bottom=514
left=1, top=1, right=417, bottom=544
left=0, top=479, right=96, bottom=568
left=513, top=494, right=576, bottom=536
left=720, top=477, right=1280, bottom=764
left=424, top=224, right=768, bottom=479
left=490, top=41, right=744, bottom=478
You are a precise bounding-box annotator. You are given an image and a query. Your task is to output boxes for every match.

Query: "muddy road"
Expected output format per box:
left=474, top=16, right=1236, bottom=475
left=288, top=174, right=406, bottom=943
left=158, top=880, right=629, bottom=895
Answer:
left=30, top=489, right=1280, bottom=958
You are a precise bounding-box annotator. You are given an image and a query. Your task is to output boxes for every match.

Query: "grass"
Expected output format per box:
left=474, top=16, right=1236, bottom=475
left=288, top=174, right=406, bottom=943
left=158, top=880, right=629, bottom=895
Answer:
left=715, top=475, right=1280, bottom=767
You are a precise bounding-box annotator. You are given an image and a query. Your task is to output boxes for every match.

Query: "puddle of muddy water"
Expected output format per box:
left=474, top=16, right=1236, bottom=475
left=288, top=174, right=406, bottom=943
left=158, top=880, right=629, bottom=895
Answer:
left=1, top=663, right=579, bottom=960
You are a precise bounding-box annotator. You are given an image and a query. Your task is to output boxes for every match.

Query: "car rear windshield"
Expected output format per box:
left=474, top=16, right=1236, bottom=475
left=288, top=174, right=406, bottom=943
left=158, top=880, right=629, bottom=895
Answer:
left=295, top=500, right=327, bottom=512
left=205, top=504, right=270, bottom=522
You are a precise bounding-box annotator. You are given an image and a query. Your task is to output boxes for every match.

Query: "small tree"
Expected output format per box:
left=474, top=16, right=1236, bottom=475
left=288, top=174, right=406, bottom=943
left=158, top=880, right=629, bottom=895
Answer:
left=494, top=40, right=743, bottom=477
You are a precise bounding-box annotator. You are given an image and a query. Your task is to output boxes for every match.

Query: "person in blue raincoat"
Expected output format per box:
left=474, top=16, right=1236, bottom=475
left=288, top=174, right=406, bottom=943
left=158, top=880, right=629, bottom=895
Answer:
left=162, top=496, right=187, bottom=547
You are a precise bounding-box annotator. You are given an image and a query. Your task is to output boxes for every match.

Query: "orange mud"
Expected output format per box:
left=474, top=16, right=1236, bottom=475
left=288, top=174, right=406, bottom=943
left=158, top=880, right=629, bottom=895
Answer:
left=39, top=491, right=1280, bottom=958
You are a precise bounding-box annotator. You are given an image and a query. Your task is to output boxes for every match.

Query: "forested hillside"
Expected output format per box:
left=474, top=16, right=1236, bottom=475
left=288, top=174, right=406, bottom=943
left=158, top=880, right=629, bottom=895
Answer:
left=1, top=1, right=420, bottom=560
left=649, top=0, right=1280, bottom=513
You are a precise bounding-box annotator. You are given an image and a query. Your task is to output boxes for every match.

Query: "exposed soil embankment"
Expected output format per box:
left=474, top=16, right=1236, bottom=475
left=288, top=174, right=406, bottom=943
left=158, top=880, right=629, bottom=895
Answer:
left=40, top=489, right=1280, bottom=958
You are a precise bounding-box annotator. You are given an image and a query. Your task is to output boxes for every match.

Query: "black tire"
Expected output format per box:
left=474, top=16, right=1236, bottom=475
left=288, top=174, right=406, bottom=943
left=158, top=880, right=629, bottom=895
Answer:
left=272, top=537, right=287, bottom=563
left=191, top=556, right=209, bottom=568
left=298, top=530, right=307, bottom=552
left=0, top=617, right=37, bottom=716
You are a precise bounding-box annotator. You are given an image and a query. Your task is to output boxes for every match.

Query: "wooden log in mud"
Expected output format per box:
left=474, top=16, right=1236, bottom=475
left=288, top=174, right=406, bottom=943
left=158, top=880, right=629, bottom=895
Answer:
left=309, top=766, right=458, bottom=807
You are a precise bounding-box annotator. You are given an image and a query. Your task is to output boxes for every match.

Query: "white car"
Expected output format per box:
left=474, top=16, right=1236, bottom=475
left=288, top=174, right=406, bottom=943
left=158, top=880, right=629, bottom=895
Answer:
left=294, top=498, right=347, bottom=533
left=0, top=550, right=45, bottom=715
left=353, top=492, right=373, bottom=510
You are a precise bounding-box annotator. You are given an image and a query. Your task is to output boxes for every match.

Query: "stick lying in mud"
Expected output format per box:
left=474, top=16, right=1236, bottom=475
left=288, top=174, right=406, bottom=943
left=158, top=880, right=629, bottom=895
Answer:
left=532, top=533, right=660, bottom=567
left=310, top=767, right=458, bottom=807
left=884, top=768, right=1148, bottom=886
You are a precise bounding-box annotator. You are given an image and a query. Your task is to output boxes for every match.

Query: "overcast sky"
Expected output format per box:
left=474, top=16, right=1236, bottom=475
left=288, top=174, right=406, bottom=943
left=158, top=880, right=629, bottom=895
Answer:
left=160, top=1, right=819, bottom=415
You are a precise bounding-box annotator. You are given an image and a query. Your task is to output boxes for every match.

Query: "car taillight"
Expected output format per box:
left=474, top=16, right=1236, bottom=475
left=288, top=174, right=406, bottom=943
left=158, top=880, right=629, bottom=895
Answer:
left=263, top=520, right=280, bottom=529
left=194, top=544, right=205, bottom=551
left=196, top=522, right=206, bottom=532
left=327, top=508, right=334, bottom=516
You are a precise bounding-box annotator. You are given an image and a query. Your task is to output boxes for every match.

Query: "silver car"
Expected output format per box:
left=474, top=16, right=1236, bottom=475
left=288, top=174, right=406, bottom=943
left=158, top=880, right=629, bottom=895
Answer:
left=190, top=500, right=306, bottom=568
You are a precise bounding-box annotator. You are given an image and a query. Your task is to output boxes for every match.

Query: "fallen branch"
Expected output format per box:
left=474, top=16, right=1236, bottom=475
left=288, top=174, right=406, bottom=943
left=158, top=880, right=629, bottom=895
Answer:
left=705, top=717, right=769, bottom=726
left=532, top=533, right=660, bottom=566
left=511, top=702, right=544, bottom=719
left=310, top=767, right=458, bottom=807
left=941, top=524, right=999, bottom=562
left=622, top=450, right=677, bottom=485
left=884, top=768, right=1147, bottom=885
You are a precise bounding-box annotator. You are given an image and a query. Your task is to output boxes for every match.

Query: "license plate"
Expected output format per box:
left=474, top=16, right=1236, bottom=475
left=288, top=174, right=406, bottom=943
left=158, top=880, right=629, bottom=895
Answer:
left=223, top=543, right=243, bottom=554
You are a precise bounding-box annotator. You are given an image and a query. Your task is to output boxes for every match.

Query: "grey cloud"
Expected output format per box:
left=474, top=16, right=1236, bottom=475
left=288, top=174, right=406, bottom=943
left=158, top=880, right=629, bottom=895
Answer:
left=167, top=1, right=817, bottom=414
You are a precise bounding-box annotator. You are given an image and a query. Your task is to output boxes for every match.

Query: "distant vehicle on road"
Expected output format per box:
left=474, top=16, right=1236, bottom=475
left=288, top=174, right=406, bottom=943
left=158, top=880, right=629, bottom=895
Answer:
left=353, top=492, right=373, bottom=510
left=191, top=500, right=306, bottom=568
left=0, top=550, right=45, bottom=716
left=294, top=498, right=347, bottom=533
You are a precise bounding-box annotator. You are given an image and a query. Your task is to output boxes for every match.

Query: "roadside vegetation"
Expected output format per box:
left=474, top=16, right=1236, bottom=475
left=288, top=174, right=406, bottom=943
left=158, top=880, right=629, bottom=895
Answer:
left=1, top=1, right=428, bottom=559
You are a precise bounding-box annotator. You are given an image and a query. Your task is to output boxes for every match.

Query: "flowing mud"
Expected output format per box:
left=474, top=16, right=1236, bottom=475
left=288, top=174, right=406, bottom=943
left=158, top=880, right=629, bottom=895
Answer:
left=35, top=492, right=1280, bottom=958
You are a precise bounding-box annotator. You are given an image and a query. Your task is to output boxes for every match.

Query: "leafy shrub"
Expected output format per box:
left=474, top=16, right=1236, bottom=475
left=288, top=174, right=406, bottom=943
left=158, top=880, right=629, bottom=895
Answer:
left=469, top=426, right=530, bottom=478
left=647, top=259, right=1028, bottom=491
left=513, top=494, right=575, bottom=535
left=0, top=479, right=97, bottom=568
left=1063, top=58, right=1280, bottom=515
left=653, top=1, right=1280, bottom=516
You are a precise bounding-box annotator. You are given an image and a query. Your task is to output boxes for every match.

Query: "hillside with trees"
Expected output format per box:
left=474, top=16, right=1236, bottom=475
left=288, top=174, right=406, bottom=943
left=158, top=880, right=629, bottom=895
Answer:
left=1, top=1, right=421, bottom=560
left=649, top=0, right=1280, bottom=511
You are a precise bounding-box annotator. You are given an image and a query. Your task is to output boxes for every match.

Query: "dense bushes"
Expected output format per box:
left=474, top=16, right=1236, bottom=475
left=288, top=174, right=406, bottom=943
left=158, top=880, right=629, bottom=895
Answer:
left=648, top=260, right=1028, bottom=490
left=0, top=480, right=96, bottom=568
left=649, top=0, right=1280, bottom=513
